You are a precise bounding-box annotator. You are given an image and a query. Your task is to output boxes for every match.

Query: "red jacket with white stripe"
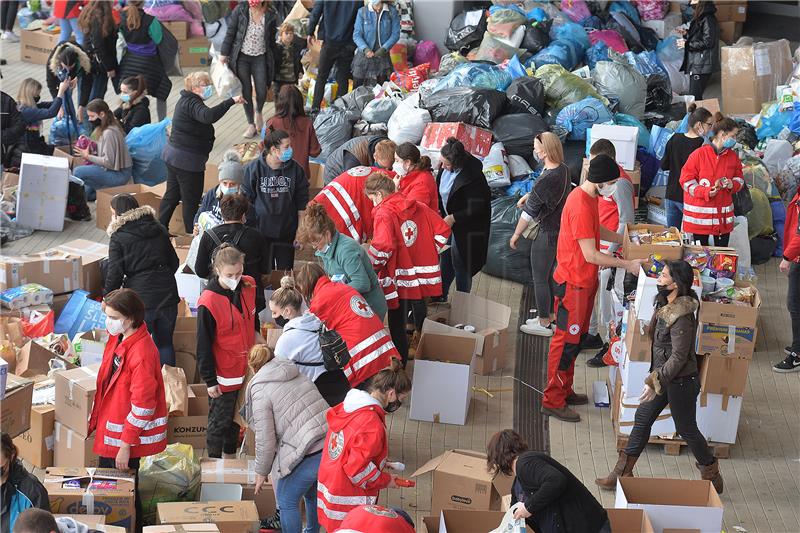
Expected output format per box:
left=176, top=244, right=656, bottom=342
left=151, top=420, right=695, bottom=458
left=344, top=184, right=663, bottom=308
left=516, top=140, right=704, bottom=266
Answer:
left=89, top=325, right=168, bottom=459
left=336, top=505, right=415, bottom=533
left=314, top=166, right=381, bottom=243
left=784, top=187, right=800, bottom=263
left=197, top=276, right=256, bottom=392
left=679, top=144, right=744, bottom=236
left=309, top=276, right=397, bottom=386
left=368, top=193, right=450, bottom=308
left=317, top=389, right=391, bottom=532
left=398, top=169, right=439, bottom=211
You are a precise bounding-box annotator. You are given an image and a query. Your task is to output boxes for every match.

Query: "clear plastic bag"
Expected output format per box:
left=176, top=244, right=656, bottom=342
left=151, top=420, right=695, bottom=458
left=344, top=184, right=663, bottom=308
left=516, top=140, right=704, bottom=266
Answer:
left=0, top=212, right=34, bottom=243
left=534, top=63, right=609, bottom=113
left=437, top=52, right=469, bottom=76
left=362, top=97, right=398, bottom=124
left=127, top=118, right=171, bottom=186
left=387, top=95, right=431, bottom=145
left=139, top=443, right=201, bottom=526
left=776, top=155, right=800, bottom=203
left=487, top=7, right=526, bottom=37
left=433, top=62, right=513, bottom=93
left=474, top=32, right=524, bottom=64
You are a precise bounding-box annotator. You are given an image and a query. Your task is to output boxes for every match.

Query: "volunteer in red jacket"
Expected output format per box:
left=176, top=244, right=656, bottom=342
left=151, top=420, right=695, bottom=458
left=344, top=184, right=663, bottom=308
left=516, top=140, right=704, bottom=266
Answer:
left=313, top=141, right=397, bottom=243
left=337, top=504, right=415, bottom=533
left=679, top=113, right=743, bottom=247
left=542, top=155, right=642, bottom=423
left=365, top=172, right=450, bottom=367
left=774, top=184, right=800, bottom=372
left=54, top=0, right=86, bottom=46
left=196, top=244, right=256, bottom=458
left=295, top=262, right=399, bottom=387
left=393, top=142, right=438, bottom=210
left=89, top=288, right=168, bottom=533
left=317, top=363, right=411, bottom=532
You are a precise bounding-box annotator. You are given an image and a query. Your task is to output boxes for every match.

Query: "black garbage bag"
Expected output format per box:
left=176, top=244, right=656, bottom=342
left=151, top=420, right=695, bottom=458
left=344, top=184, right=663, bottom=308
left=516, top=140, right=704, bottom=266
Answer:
left=505, top=77, right=546, bottom=115
left=605, top=12, right=644, bottom=52
left=482, top=195, right=532, bottom=284
left=638, top=25, right=660, bottom=51
left=735, top=118, right=758, bottom=150
left=750, top=234, right=778, bottom=265
left=645, top=72, right=672, bottom=112
left=332, top=86, right=374, bottom=118
left=422, top=87, right=507, bottom=130
left=445, top=9, right=488, bottom=52
left=562, top=139, right=585, bottom=186
left=520, top=23, right=550, bottom=54
left=492, top=113, right=548, bottom=158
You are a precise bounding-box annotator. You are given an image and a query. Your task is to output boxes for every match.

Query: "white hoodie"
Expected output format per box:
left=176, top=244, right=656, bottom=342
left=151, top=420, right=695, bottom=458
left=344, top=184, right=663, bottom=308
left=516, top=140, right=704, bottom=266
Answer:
left=274, top=312, right=327, bottom=382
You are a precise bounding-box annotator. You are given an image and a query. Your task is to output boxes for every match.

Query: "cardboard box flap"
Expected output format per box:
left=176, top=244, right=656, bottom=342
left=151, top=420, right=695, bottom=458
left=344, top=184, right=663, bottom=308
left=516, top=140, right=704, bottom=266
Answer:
left=410, top=450, right=452, bottom=478
left=606, top=508, right=655, bottom=533
left=617, top=477, right=723, bottom=508
left=450, top=291, right=512, bottom=333
left=415, top=332, right=478, bottom=365
left=144, top=526, right=221, bottom=533
left=44, top=467, right=136, bottom=486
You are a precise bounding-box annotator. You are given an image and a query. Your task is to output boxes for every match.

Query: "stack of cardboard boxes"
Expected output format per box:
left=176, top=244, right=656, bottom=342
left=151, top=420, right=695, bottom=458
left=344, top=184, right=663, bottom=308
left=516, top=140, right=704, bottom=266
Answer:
left=714, top=0, right=748, bottom=44
left=721, top=38, right=793, bottom=116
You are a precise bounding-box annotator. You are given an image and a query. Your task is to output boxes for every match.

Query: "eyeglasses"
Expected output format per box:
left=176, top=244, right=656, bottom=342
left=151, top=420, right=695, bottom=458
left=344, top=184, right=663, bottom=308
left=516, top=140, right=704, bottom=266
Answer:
left=704, top=122, right=714, bottom=127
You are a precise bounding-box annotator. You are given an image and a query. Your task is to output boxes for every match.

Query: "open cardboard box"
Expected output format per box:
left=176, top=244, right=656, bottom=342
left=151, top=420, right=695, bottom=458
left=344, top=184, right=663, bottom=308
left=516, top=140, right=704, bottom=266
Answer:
left=53, top=364, right=99, bottom=436
left=2, top=374, right=33, bottom=438
left=96, top=183, right=185, bottom=234
left=45, top=467, right=136, bottom=530
left=0, top=251, right=82, bottom=293
left=698, top=354, right=749, bottom=397
left=623, top=223, right=683, bottom=261
left=696, top=281, right=760, bottom=359
left=420, top=510, right=534, bottom=533
left=696, top=391, right=743, bottom=444
left=53, top=421, right=98, bottom=467
left=199, top=458, right=277, bottom=518
left=167, top=384, right=210, bottom=448
left=606, top=508, right=655, bottom=533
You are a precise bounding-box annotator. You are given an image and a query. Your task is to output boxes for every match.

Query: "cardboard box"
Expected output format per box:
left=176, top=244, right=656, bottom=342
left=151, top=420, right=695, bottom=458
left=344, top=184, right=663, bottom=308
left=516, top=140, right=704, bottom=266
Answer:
left=179, top=37, right=212, bottom=67
left=20, top=28, right=59, bottom=64
left=15, top=340, right=76, bottom=378
left=422, top=291, right=511, bottom=375
left=72, top=329, right=109, bottom=367
left=2, top=374, right=33, bottom=438
left=163, top=20, right=189, bottom=40
left=409, top=333, right=477, bottom=425
left=686, top=98, right=721, bottom=116
left=52, top=145, right=88, bottom=170
left=204, top=163, right=220, bottom=191
left=581, top=159, right=641, bottom=208
left=167, top=384, right=209, bottom=448
left=614, top=478, right=723, bottom=533
left=200, top=459, right=277, bottom=518
left=614, top=371, right=675, bottom=438
left=421, top=123, right=493, bottom=159
left=589, top=125, right=639, bottom=171
left=45, top=467, right=136, bottom=530
left=623, top=224, right=684, bottom=261
left=55, top=515, right=105, bottom=528
left=144, top=526, right=220, bottom=533
left=175, top=351, right=198, bottom=384
left=696, top=282, right=760, bottom=359
left=0, top=252, right=82, bottom=293
left=54, top=364, right=99, bottom=436
left=17, top=153, right=70, bottom=232
left=696, top=392, right=742, bottom=444
left=606, top=508, right=655, bottom=533
left=96, top=183, right=185, bottom=235
left=13, top=403, right=55, bottom=468
left=173, top=314, right=198, bottom=355
left=718, top=21, right=743, bottom=45
left=641, top=12, right=682, bottom=39
left=156, top=501, right=259, bottom=533
left=698, top=354, right=748, bottom=397
left=53, top=421, right=98, bottom=467
left=411, top=449, right=513, bottom=516
left=50, top=240, right=110, bottom=298
left=714, top=0, right=747, bottom=22
left=308, top=161, right=325, bottom=189
left=721, top=39, right=793, bottom=115
left=623, top=312, right=651, bottom=363
left=175, top=265, right=207, bottom=309
left=53, top=290, right=107, bottom=339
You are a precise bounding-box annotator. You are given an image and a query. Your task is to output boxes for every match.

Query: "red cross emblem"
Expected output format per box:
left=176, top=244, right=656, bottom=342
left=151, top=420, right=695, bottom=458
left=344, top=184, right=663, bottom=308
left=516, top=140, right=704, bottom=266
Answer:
left=401, top=220, right=418, bottom=247
left=350, top=295, right=375, bottom=318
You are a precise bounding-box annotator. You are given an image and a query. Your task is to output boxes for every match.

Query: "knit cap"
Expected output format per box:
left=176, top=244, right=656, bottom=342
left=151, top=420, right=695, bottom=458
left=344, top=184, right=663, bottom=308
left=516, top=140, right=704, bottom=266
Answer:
left=587, top=153, right=621, bottom=183
left=218, top=150, right=244, bottom=185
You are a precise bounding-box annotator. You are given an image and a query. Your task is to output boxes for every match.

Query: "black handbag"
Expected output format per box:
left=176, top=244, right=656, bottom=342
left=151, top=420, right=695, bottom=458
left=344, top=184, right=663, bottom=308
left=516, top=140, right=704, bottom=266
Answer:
left=290, top=325, right=351, bottom=372
left=733, top=184, right=754, bottom=216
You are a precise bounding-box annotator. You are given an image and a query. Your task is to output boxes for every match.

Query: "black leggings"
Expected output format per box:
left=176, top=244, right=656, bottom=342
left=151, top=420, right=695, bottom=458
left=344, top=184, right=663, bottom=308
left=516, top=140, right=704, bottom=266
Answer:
left=237, top=52, right=268, bottom=125
left=1, top=1, right=19, bottom=32
left=694, top=233, right=730, bottom=247
left=689, top=73, right=712, bottom=100
left=159, top=163, right=204, bottom=234
left=206, top=389, right=241, bottom=458
left=388, top=299, right=411, bottom=367
left=98, top=456, right=142, bottom=533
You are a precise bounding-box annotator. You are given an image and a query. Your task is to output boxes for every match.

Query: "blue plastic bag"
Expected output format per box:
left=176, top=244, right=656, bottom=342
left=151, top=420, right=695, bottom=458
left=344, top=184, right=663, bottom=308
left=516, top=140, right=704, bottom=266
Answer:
left=506, top=178, right=533, bottom=196
left=433, top=62, right=513, bottom=93
left=581, top=15, right=602, bottom=30
left=504, top=55, right=528, bottom=79
left=532, top=40, right=581, bottom=70
left=649, top=124, right=675, bottom=160
left=127, top=118, right=171, bottom=186
left=527, top=7, right=548, bottom=22
left=756, top=103, right=795, bottom=140
left=49, top=116, right=91, bottom=146
left=676, top=113, right=689, bottom=134
left=771, top=200, right=786, bottom=256
left=614, top=113, right=650, bottom=148
left=550, top=21, right=590, bottom=51
left=556, top=97, right=613, bottom=140
left=586, top=41, right=610, bottom=69
left=789, top=102, right=800, bottom=135
left=489, top=4, right=527, bottom=18
left=656, top=36, right=683, bottom=63
left=610, top=1, right=641, bottom=25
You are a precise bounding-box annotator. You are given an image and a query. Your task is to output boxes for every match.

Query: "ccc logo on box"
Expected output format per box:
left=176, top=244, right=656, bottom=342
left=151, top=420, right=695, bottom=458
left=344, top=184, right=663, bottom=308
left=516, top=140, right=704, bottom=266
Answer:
left=185, top=505, right=237, bottom=513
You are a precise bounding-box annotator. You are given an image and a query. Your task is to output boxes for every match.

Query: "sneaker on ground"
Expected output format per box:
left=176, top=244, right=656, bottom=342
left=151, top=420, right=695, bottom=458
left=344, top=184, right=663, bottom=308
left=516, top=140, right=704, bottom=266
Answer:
left=2, top=32, right=20, bottom=42
left=520, top=322, right=554, bottom=337
left=586, top=343, right=609, bottom=368
left=581, top=333, right=604, bottom=350
left=243, top=124, right=257, bottom=138
left=785, top=346, right=794, bottom=356
left=773, top=352, right=800, bottom=373
left=260, top=511, right=281, bottom=532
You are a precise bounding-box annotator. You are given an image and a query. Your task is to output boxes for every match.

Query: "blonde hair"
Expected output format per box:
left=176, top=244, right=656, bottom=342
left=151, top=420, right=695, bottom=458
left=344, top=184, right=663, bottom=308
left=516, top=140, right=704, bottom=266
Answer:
left=535, top=132, right=564, bottom=165
left=17, top=78, right=42, bottom=108
left=212, top=243, right=245, bottom=270
left=124, top=0, right=144, bottom=31
left=374, top=140, right=397, bottom=163
left=297, top=202, right=337, bottom=245
left=249, top=344, right=275, bottom=373
left=270, top=276, right=304, bottom=311
left=364, top=172, right=395, bottom=197
left=184, top=71, right=212, bottom=91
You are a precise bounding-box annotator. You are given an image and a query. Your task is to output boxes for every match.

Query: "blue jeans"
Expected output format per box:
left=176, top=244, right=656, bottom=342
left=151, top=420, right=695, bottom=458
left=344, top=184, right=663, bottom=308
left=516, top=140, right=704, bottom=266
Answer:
left=440, top=236, right=472, bottom=298
left=58, top=17, right=84, bottom=46
left=665, top=199, right=684, bottom=230
left=144, top=304, right=178, bottom=367
left=89, top=71, right=109, bottom=102
left=275, top=452, right=321, bottom=533
left=74, top=165, right=132, bottom=200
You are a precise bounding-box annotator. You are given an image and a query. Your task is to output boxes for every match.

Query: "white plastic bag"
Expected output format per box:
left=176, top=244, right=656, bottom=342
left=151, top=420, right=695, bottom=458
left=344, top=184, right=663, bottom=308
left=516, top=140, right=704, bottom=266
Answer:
left=508, top=155, right=533, bottom=179
left=729, top=216, right=751, bottom=273
left=205, top=18, right=228, bottom=53
left=762, top=139, right=793, bottom=178
left=483, top=142, right=511, bottom=188
left=489, top=502, right=527, bottom=533
left=388, top=93, right=431, bottom=145
left=210, top=58, right=242, bottom=98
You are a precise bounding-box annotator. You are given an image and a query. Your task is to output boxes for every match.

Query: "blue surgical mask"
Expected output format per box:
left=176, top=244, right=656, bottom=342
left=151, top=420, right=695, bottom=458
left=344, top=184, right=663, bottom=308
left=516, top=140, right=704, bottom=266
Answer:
left=279, top=147, right=293, bottom=162
left=220, top=185, right=239, bottom=195
left=120, top=94, right=131, bottom=103
left=201, top=85, right=214, bottom=100
left=722, top=138, right=736, bottom=150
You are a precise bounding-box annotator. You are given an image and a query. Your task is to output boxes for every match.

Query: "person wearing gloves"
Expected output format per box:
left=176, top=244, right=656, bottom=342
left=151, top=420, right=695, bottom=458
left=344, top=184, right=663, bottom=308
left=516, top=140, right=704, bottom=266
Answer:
left=0, top=434, right=49, bottom=533
left=316, top=363, right=411, bottom=532
left=773, top=184, right=800, bottom=373
left=160, top=71, right=244, bottom=234
left=351, top=0, right=401, bottom=88
left=196, top=244, right=256, bottom=459
left=541, top=155, right=642, bottom=423
left=72, top=99, right=133, bottom=200
left=365, top=172, right=451, bottom=367
left=195, top=150, right=246, bottom=230
left=596, top=261, right=724, bottom=495
left=677, top=0, right=720, bottom=100
left=104, top=194, right=180, bottom=366
left=270, top=276, right=351, bottom=406
left=15, top=77, right=67, bottom=158
left=337, top=505, right=415, bottom=533
left=393, top=142, right=438, bottom=210
left=295, top=262, right=399, bottom=387
left=679, top=113, right=743, bottom=247
left=297, top=203, right=387, bottom=321
left=113, top=75, right=151, bottom=134
left=243, top=128, right=309, bottom=270
left=243, top=344, right=328, bottom=533
left=89, top=288, right=168, bottom=533
left=486, top=429, right=609, bottom=533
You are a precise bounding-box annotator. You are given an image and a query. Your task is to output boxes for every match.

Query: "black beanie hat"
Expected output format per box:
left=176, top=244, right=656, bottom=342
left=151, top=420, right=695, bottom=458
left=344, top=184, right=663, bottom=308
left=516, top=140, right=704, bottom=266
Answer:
left=587, top=154, right=621, bottom=183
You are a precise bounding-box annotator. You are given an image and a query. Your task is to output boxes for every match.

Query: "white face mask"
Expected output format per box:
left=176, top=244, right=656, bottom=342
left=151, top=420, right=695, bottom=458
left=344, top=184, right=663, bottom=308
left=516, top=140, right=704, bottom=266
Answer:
left=598, top=182, right=617, bottom=198
left=106, top=317, right=126, bottom=336
left=392, top=161, right=408, bottom=177
left=219, top=275, right=241, bottom=291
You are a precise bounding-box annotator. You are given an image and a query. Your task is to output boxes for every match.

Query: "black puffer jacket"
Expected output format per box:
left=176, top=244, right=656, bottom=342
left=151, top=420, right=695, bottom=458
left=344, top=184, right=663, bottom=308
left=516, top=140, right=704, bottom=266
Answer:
left=46, top=41, right=93, bottom=107
left=0, top=91, right=25, bottom=167
left=169, top=90, right=235, bottom=157
left=649, top=296, right=700, bottom=392
left=85, top=23, right=119, bottom=78
left=114, top=96, right=152, bottom=134
left=221, top=2, right=278, bottom=84
left=104, top=205, right=180, bottom=311
left=680, top=2, right=720, bottom=76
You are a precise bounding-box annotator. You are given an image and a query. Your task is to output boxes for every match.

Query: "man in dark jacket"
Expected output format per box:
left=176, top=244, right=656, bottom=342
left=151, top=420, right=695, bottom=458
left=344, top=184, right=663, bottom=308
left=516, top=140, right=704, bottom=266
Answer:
left=323, top=134, right=389, bottom=184
left=1, top=434, right=50, bottom=533
left=0, top=91, right=24, bottom=168
left=307, top=0, right=361, bottom=112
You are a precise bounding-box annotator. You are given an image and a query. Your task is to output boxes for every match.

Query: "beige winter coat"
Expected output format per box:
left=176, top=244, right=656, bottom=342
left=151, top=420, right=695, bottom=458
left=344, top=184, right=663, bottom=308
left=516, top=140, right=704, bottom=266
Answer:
left=243, top=358, right=329, bottom=479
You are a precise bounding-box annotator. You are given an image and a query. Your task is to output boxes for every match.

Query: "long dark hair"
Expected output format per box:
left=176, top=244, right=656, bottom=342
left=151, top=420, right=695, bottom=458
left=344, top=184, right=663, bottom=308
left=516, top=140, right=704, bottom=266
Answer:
left=78, top=0, right=115, bottom=37
left=486, top=429, right=529, bottom=477
left=692, top=0, right=710, bottom=20
left=274, top=85, right=305, bottom=131
left=649, top=260, right=698, bottom=336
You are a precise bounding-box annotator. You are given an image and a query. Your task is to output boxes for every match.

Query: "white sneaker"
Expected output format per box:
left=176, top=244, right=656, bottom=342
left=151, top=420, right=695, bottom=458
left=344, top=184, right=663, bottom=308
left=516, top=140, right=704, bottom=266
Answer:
left=2, top=31, right=19, bottom=42
left=525, top=318, right=538, bottom=326
left=520, top=323, right=554, bottom=337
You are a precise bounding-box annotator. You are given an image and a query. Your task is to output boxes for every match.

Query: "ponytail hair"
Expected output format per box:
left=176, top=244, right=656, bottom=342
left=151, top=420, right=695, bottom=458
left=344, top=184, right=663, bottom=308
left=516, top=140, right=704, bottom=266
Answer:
left=212, top=242, right=245, bottom=270
left=395, top=142, right=432, bottom=172
left=270, top=276, right=304, bottom=312
left=711, top=112, right=738, bottom=136
left=364, top=172, right=395, bottom=197
left=124, top=0, right=144, bottom=31
left=687, top=104, right=712, bottom=128
left=249, top=344, right=275, bottom=373
left=297, top=202, right=337, bottom=245
left=363, top=359, right=411, bottom=395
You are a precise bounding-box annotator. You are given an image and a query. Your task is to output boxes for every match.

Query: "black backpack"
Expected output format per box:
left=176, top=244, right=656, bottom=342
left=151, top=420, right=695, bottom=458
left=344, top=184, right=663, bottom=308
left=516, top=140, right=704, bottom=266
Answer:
left=291, top=325, right=351, bottom=372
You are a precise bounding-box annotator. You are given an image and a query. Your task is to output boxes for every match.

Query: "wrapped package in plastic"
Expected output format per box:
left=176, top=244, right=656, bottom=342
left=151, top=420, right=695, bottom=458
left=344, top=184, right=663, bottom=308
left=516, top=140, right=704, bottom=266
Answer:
left=314, top=107, right=358, bottom=159
left=635, top=0, right=667, bottom=21
left=139, top=443, right=201, bottom=526
left=421, top=87, right=507, bottom=129
left=762, top=139, right=794, bottom=178
left=362, top=97, right=398, bottom=124
left=483, top=142, right=512, bottom=187
left=505, top=76, right=546, bottom=115
left=534, top=63, right=609, bottom=113
left=556, top=97, right=613, bottom=140
left=495, top=24, right=526, bottom=48
left=588, top=29, right=628, bottom=53
left=433, top=62, right=513, bottom=93
left=390, top=42, right=409, bottom=71
left=487, top=7, right=526, bottom=37
left=756, top=102, right=795, bottom=140
left=492, top=113, right=548, bottom=157
left=482, top=195, right=532, bottom=284
left=593, top=60, right=647, bottom=119
left=520, top=22, right=550, bottom=54
left=560, top=0, right=591, bottom=23
left=775, top=155, right=800, bottom=203
left=729, top=216, right=751, bottom=272
left=388, top=95, right=431, bottom=145
left=414, top=41, right=441, bottom=71
left=474, top=32, right=525, bottom=64
left=127, top=118, right=171, bottom=186
left=437, top=52, right=469, bottom=76
left=445, top=9, right=488, bottom=51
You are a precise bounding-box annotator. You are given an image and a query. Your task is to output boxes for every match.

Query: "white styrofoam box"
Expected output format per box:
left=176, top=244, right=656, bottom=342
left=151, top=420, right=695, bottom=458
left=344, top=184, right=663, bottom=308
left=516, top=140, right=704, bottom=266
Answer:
left=634, top=266, right=702, bottom=322
left=696, top=393, right=743, bottom=444
left=647, top=202, right=667, bottom=226
left=642, top=12, right=683, bottom=39
left=589, top=124, right=639, bottom=171
left=620, top=356, right=651, bottom=400
left=17, top=153, right=69, bottom=231
left=617, top=385, right=675, bottom=438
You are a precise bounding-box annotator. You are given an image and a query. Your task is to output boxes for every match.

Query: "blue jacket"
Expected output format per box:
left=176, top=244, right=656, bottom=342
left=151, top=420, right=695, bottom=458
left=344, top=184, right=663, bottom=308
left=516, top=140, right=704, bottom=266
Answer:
left=0, top=462, right=50, bottom=532
left=19, top=98, right=62, bottom=146
left=195, top=185, right=224, bottom=225
left=308, top=0, right=361, bottom=46
left=353, top=4, right=401, bottom=52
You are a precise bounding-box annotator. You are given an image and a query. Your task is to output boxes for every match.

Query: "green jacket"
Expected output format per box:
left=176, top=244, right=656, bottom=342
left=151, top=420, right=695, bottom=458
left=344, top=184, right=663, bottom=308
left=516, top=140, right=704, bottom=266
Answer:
left=316, top=231, right=387, bottom=320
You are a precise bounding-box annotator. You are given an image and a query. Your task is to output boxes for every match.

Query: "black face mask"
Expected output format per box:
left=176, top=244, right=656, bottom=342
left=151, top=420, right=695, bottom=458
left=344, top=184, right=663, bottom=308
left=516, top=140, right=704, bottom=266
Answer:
left=656, top=284, right=673, bottom=297
left=385, top=400, right=402, bottom=413
left=274, top=315, right=289, bottom=328
left=90, top=118, right=102, bottom=128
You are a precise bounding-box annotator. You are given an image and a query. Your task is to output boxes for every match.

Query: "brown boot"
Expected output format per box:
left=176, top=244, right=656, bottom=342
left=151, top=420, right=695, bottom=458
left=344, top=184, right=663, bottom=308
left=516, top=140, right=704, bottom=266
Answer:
left=698, top=458, right=724, bottom=494
left=540, top=405, right=581, bottom=422
left=595, top=451, right=637, bottom=491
